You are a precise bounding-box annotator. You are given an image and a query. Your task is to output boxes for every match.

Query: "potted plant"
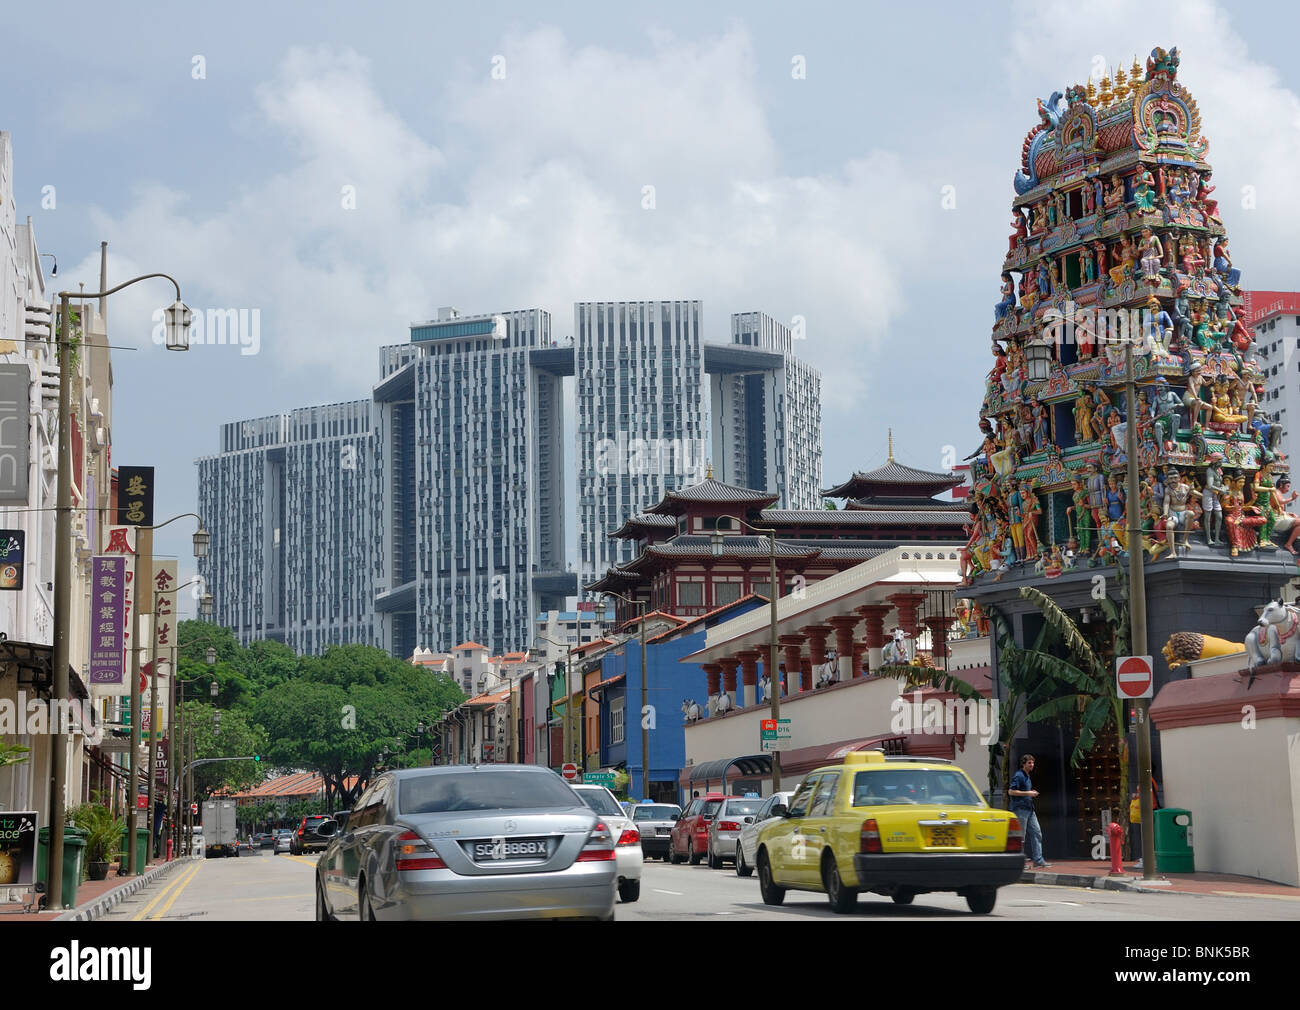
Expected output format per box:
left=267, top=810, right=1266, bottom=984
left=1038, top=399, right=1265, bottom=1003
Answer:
left=69, top=801, right=127, bottom=881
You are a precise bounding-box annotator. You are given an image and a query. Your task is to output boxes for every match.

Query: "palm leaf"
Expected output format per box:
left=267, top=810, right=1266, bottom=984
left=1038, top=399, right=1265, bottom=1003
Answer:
left=1019, top=586, right=1102, bottom=675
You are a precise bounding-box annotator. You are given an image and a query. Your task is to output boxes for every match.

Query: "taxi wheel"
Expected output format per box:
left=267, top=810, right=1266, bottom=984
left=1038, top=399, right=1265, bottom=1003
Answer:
left=965, top=886, right=997, bottom=915
left=618, top=879, right=640, bottom=903
left=822, top=854, right=858, bottom=913
left=891, top=889, right=915, bottom=905
left=735, top=846, right=753, bottom=878
left=757, top=850, right=785, bottom=906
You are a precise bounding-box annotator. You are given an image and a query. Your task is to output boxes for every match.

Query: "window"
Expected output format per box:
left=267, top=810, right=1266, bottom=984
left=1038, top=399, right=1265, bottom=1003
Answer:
left=714, top=582, right=742, bottom=606
left=678, top=581, right=703, bottom=607
left=808, top=773, right=840, bottom=817
left=787, top=776, right=819, bottom=818
left=610, top=700, right=625, bottom=745
left=851, top=769, right=985, bottom=807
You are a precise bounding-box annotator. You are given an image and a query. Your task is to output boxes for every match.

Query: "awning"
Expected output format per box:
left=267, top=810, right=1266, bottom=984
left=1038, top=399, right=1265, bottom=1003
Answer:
left=0, top=639, right=89, bottom=699
left=686, top=753, right=772, bottom=784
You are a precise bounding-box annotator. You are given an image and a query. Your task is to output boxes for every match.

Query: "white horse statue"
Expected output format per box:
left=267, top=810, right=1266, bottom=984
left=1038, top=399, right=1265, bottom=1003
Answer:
left=882, top=628, right=915, bottom=665
left=681, top=698, right=703, bottom=722
left=1245, top=599, right=1300, bottom=671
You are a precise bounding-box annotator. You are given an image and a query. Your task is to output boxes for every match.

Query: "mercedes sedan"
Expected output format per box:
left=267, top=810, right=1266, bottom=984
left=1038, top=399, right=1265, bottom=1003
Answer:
left=315, top=765, right=618, bottom=921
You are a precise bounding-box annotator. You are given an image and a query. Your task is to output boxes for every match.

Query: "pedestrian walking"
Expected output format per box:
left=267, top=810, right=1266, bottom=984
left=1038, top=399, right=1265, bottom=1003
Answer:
left=1008, top=754, right=1050, bottom=868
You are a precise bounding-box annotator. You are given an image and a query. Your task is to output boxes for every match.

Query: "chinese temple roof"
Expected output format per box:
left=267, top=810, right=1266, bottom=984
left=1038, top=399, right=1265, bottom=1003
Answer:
left=765, top=506, right=968, bottom=524
left=643, top=478, right=779, bottom=516
left=609, top=512, right=679, bottom=540
left=821, top=460, right=964, bottom=500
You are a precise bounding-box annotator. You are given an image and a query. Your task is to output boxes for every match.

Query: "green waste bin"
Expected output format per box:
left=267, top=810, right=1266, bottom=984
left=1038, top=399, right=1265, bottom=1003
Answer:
left=1154, top=808, right=1195, bottom=873
left=35, top=826, right=87, bottom=908
left=120, top=826, right=150, bottom=871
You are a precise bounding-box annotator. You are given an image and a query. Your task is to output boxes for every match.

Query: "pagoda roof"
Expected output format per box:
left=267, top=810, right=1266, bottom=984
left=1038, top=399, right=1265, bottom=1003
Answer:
left=765, top=506, right=968, bottom=524
left=583, top=565, right=646, bottom=592
left=609, top=512, right=679, bottom=540
left=644, top=478, right=779, bottom=516
left=822, top=460, right=963, bottom=500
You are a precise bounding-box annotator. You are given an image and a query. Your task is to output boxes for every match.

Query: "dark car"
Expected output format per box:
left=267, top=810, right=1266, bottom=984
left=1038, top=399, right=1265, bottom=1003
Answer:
left=291, top=815, right=337, bottom=855
left=254, top=832, right=275, bottom=850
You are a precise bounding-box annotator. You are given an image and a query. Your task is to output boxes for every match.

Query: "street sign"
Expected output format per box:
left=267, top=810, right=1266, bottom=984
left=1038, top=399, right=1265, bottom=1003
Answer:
left=760, top=738, right=791, bottom=752
left=561, top=763, right=578, bottom=780
left=190, top=803, right=198, bottom=816
left=760, top=718, right=791, bottom=742
left=136, top=794, right=147, bottom=810
left=584, top=771, right=615, bottom=788
left=1116, top=655, right=1154, bottom=699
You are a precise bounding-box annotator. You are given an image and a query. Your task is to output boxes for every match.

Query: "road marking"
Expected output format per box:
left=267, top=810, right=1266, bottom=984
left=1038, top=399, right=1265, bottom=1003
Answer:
left=224, top=893, right=313, bottom=902
left=653, top=889, right=683, bottom=895
left=132, top=861, right=202, bottom=921
left=1212, top=890, right=1300, bottom=902
left=150, top=861, right=205, bottom=921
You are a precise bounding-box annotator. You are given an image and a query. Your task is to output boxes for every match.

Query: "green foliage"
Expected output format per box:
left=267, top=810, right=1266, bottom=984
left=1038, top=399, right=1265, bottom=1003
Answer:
left=67, top=795, right=128, bottom=865
left=186, top=701, right=269, bottom=796
left=0, top=741, right=30, bottom=768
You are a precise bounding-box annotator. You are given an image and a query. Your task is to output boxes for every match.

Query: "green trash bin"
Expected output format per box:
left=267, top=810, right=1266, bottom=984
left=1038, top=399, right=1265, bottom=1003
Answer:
left=35, top=826, right=87, bottom=908
left=1154, top=808, right=1195, bottom=873
left=120, top=826, right=150, bottom=871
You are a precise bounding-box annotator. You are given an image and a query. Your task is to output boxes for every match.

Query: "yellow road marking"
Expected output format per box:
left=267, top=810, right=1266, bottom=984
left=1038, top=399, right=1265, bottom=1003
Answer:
left=1211, top=889, right=1300, bottom=901
left=150, top=861, right=205, bottom=920
left=132, top=861, right=202, bottom=921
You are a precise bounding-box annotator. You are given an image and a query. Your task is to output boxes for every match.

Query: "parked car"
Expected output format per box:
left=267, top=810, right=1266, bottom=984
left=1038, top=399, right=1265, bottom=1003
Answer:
left=315, top=765, right=618, bottom=921
left=291, top=815, right=336, bottom=855
left=705, top=797, right=766, bottom=869
left=735, top=792, right=795, bottom=877
left=670, top=793, right=732, bottom=865
left=754, top=752, right=1024, bottom=914
left=254, top=832, right=275, bottom=850
left=631, top=803, right=682, bottom=861
left=569, top=784, right=643, bottom=902
left=274, top=829, right=293, bottom=854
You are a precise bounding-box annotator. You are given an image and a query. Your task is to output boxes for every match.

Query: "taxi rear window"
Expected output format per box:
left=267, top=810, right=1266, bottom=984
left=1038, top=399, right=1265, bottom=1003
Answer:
left=852, top=769, right=984, bottom=807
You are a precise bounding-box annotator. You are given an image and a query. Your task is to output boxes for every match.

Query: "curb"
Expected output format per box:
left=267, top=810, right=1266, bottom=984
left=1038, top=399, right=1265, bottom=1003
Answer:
left=1020, top=869, right=1146, bottom=892
left=55, top=858, right=193, bottom=922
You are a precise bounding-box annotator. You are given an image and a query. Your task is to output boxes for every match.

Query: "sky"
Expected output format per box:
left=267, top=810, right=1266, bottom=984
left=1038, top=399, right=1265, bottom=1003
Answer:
left=4, top=0, right=1299, bottom=616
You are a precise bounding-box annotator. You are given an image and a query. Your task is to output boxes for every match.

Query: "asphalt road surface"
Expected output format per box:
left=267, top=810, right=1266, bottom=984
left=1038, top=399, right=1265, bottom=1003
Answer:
left=100, top=851, right=1300, bottom=922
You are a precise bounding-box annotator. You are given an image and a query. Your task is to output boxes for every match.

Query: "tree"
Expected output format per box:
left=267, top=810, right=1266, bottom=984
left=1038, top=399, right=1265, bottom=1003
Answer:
left=186, top=701, right=269, bottom=796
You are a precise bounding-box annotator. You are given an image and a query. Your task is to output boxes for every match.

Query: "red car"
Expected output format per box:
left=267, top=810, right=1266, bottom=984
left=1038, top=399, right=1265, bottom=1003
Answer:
left=670, top=793, right=732, bottom=865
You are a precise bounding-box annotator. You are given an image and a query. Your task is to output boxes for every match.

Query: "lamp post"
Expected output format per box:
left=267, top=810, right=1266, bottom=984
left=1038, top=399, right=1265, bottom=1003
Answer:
left=602, top=592, right=649, bottom=801
left=48, top=275, right=191, bottom=905
left=712, top=517, right=783, bottom=792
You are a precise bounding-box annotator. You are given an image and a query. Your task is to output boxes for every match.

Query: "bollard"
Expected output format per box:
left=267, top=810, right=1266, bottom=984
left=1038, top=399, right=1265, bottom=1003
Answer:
left=166, top=839, right=173, bottom=861
left=1107, top=821, right=1125, bottom=875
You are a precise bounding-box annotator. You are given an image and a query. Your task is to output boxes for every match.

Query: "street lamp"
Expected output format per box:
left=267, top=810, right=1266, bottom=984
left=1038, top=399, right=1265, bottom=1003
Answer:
left=711, top=517, right=783, bottom=792
left=48, top=273, right=192, bottom=906
left=602, top=591, right=649, bottom=802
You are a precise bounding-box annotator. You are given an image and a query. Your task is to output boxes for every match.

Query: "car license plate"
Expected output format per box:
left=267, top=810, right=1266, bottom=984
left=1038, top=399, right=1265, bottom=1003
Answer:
left=924, top=825, right=960, bottom=847
left=472, top=839, right=548, bottom=860
left=656, top=828, right=669, bottom=835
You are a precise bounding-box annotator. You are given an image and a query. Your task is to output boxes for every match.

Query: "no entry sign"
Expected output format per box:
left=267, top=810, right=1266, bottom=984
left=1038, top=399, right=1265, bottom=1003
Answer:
left=1116, top=655, right=1154, bottom=699
left=561, top=763, right=579, bottom=780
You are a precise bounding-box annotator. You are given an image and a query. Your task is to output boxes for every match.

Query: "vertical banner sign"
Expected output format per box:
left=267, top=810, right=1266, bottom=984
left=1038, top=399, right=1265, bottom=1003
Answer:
left=99, top=527, right=137, bottom=699
left=89, top=556, right=127, bottom=692
left=154, top=736, right=169, bottom=789
left=146, top=559, right=178, bottom=737
left=0, top=364, right=30, bottom=503
left=0, top=812, right=38, bottom=886
left=116, top=466, right=155, bottom=527
left=0, top=529, right=24, bottom=590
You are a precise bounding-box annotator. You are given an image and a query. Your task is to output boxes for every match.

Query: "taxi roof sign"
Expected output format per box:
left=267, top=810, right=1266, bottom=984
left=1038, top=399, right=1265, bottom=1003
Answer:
left=842, top=751, right=888, bottom=765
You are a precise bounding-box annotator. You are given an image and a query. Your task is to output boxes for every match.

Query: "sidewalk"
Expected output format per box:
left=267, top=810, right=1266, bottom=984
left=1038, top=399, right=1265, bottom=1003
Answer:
left=1021, top=859, right=1300, bottom=899
left=0, top=855, right=187, bottom=922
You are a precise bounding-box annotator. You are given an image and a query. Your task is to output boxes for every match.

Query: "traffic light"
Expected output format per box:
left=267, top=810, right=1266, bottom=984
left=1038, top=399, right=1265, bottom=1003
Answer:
left=252, top=754, right=261, bottom=762
left=190, top=802, right=198, bottom=815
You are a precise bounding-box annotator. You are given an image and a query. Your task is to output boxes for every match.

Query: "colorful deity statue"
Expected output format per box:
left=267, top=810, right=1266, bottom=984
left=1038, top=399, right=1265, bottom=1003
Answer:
left=1224, top=473, right=1264, bottom=557
left=1104, top=173, right=1125, bottom=211
left=1172, top=287, right=1195, bottom=348
left=1202, top=454, right=1227, bottom=546
left=1068, top=476, right=1093, bottom=554
left=1074, top=392, right=1098, bottom=442
left=1150, top=376, right=1183, bottom=448
left=1022, top=482, right=1043, bottom=560
left=1080, top=244, right=1096, bottom=284
left=995, top=272, right=1017, bottom=322
left=1009, top=210, right=1028, bottom=255
left=1164, top=467, right=1195, bottom=552
left=1082, top=181, right=1096, bottom=216
left=1133, top=169, right=1158, bottom=212
left=1198, top=172, right=1221, bottom=222
left=1213, top=240, right=1241, bottom=289
left=1139, top=227, right=1164, bottom=282
left=1252, top=462, right=1279, bottom=548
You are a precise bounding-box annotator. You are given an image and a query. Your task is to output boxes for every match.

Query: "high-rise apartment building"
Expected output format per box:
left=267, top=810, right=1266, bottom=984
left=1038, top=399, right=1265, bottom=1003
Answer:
left=196, top=400, right=374, bottom=654
left=1247, top=290, right=1300, bottom=466
left=372, top=308, right=570, bottom=661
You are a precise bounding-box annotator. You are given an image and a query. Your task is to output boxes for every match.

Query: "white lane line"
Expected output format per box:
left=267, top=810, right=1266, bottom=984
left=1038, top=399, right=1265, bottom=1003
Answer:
left=653, top=889, right=684, bottom=896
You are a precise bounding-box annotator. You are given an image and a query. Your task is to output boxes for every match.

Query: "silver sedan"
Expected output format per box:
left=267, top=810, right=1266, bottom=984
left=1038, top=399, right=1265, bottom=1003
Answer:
left=734, top=791, right=795, bottom=878
left=315, top=765, right=618, bottom=921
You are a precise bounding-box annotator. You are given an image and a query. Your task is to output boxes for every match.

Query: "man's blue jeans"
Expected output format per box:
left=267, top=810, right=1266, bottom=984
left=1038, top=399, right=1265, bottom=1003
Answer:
left=1017, top=808, right=1044, bottom=864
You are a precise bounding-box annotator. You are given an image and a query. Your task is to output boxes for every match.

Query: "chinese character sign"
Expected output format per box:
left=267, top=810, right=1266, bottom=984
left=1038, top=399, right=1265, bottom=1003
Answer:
left=89, top=556, right=127, bottom=691
left=151, top=560, right=178, bottom=652
left=115, top=466, right=155, bottom=527
left=100, top=527, right=137, bottom=697
left=0, top=529, right=24, bottom=590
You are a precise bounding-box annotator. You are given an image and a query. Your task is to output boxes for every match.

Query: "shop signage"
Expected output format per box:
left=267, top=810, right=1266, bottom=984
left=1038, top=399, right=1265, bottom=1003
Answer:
left=0, top=365, right=29, bottom=503
left=0, top=811, right=37, bottom=886
left=89, top=555, right=127, bottom=691
left=116, top=466, right=155, bottom=527
left=0, top=529, right=24, bottom=590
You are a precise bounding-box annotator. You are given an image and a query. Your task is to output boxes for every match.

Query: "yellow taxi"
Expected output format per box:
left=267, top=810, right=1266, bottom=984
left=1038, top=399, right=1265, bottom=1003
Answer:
left=753, top=751, right=1024, bottom=914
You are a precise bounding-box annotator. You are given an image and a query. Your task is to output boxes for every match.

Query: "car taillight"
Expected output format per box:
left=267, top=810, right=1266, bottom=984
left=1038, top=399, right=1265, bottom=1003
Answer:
left=717, top=821, right=740, bottom=832
left=395, top=829, right=447, bottom=871
left=1006, top=817, right=1023, bottom=854
left=616, top=827, right=640, bottom=846
left=577, top=821, right=617, bottom=861
left=860, top=818, right=882, bottom=854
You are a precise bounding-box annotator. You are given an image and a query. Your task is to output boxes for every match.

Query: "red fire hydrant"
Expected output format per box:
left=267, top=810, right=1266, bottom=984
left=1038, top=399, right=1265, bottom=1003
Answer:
left=1107, top=821, right=1125, bottom=875
left=166, top=839, right=173, bottom=861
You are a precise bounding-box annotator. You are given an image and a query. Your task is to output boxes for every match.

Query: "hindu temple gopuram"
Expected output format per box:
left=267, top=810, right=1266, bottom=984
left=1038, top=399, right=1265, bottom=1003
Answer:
left=964, top=47, right=1297, bottom=857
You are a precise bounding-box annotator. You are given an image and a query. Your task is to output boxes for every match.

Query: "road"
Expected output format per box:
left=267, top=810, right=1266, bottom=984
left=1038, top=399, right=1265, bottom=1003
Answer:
left=101, top=851, right=1300, bottom=922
